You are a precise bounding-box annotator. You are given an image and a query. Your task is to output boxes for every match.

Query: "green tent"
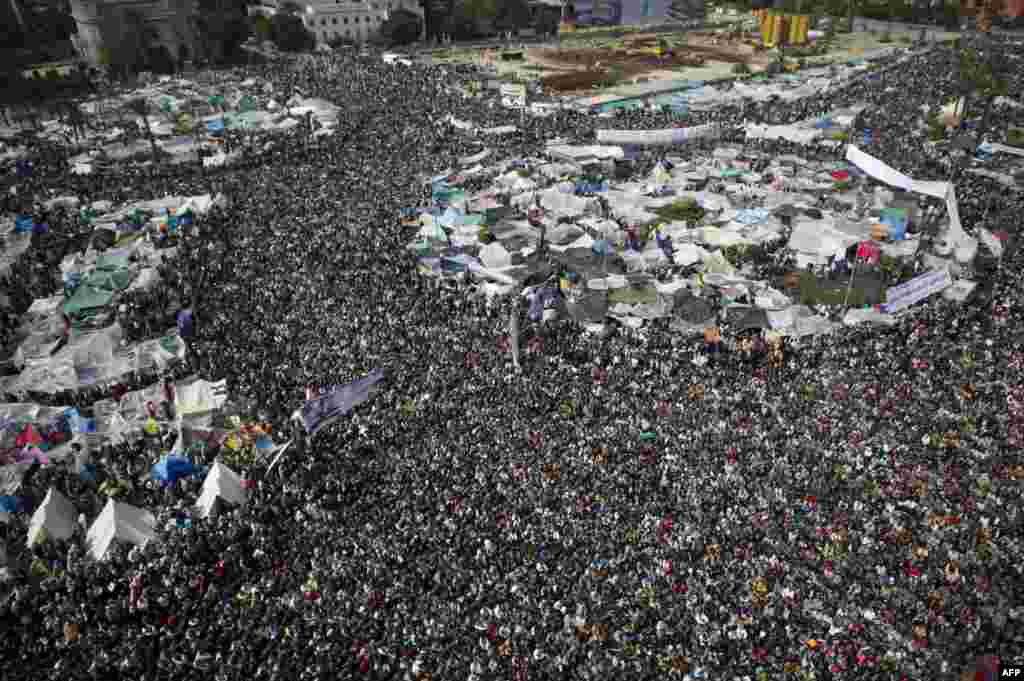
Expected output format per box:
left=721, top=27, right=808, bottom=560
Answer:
left=63, top=284, right=114, bottom=316
left=94, top=253, right=131, bottom=272
left=159, top=335, right=182, bottom=356
left=238, top=95, right=258, bottom=113
left=83, top=268, right=133, bottom=292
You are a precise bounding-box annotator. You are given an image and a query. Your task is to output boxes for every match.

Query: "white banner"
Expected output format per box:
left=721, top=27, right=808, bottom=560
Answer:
left=845, top=145, right=912, bottom=191
left=175, top=379, right=229, bottom=416
left=881, top=269, right=952, bottom=314
left=595, top=124, right=719, bottom=146
left=479, top=125, right=517, bottom=135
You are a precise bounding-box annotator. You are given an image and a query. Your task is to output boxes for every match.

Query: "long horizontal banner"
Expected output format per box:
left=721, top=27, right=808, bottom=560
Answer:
left=595, top=124, right=719, bottom=146
left=881, top=269, right=952, bottom=314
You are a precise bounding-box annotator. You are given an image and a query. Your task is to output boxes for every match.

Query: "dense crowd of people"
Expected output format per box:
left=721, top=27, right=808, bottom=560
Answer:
left=1, top=34, right=1023, bottom=681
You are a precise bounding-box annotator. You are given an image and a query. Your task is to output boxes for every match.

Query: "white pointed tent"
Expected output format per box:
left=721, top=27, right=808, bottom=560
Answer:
left=86, top=499, right=157, bottom=560
left=195, top=461, right=248, bottom=519
left=28, top=488, right=78, bottom=547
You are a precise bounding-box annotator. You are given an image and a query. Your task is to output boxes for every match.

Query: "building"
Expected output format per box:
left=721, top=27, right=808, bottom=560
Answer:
left=69, top=0, right=197, bottom=64
left=568, top=0, right=677, bottom=26
left=250, top=0, right=424, bottom=44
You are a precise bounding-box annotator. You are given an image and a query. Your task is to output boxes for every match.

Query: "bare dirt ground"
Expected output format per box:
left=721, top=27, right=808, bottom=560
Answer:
left=532, top=33, right=772, bottom=93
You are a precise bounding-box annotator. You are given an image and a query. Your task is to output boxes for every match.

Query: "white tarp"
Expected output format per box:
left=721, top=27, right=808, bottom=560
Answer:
left=86, top=499, right=157, bottom=560
left=195, top=461, right=248, bottom=519
left=479, top=242, right=512, bottom=269
left=203, top=152, right=229, bottom=168
left=28, top=488, right=77, bottom=546
left=745, top=124, right=822, bottom=145
left=596, top=124, right=719, bottom=147
left=0, top=463, right=31, bottom=495
left=175, top=378, right=229, bottom=416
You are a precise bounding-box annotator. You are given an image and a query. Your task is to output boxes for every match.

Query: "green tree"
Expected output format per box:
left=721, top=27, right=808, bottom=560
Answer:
left=381, top=9, right=423, bottom=45
left=99, top=8, right=146, bottom=79
left=252, top=14, right=273, bottom=42
left=958, top=43, right=1010, bottom=144
left=193, top=0, right=251, bottom=63
left=127, top=97, right=161, bottom=164
left=271, top=13, right=314, bottom=51
left=494, top=0, right=532, bottom=32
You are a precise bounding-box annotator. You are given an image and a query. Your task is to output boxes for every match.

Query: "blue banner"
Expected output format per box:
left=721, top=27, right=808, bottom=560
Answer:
left=177, top=309, right=195, bottom=338
left=574, top=181, right=609, bottom=195
left=300, top=369, right=384, bottom=435
left=14, top=215, right=34, bottom=233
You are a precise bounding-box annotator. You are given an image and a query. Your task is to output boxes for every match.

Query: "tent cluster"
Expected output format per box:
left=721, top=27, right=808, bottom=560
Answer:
left=0, top=31, right=1022, bottom=681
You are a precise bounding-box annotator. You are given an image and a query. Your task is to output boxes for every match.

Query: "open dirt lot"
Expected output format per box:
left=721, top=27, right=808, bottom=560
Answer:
left=531, top=33, right=771, bottom=93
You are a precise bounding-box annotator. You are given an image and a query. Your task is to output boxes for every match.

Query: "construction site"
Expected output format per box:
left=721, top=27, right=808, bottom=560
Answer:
left=535, top=12, right=818, bottom=95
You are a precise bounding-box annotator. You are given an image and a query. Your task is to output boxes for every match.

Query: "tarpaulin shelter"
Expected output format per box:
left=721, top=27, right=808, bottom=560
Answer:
left=63, top=284, right=115, bottom=317
left=85, top=499, right=157, bottom=560
left=151, top=456, right=197, bottom=486
left=27, top=488, right=77, bottom=546
left=194, top=461, right=248, bottom=519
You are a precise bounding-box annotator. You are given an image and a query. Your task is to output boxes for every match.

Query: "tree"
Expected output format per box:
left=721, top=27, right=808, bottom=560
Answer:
left=148, top=44, right=178, bottom=74
left=271, top=13, right=314, bottom=51
left=99, top=8, right=146, bottom=79
left=459, top=0, right=496, bottom=35
left=127, top=97, right=160, bottom=164
left=193, top=0, right=251, bottom=63
left=381, top=9, right=423, bottom=46
left=958, top=43, right=1010, bottom=144
left=494, top=0, right=532, bottom=32
left=252, top=14, right=273, bottom=43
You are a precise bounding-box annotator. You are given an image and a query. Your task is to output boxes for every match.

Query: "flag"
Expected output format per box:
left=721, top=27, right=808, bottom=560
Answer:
left=856, top=240, right=881, bottom=264
left=510, top=307, right=520, bottom=368
left=14, top=215, right=34, bottom=233
left=176, top=309, right=194, bottom=338
left=300, top=370, right=384, bottom=436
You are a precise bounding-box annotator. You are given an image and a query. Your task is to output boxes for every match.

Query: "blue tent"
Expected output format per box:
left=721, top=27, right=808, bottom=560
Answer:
left=152, top=456, right=197, bottom=486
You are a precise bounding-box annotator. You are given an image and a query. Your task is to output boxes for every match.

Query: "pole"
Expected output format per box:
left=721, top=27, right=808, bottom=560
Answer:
left=842, top=258, right=859, bottom=309
left=265, top=440, right=294, bottom=476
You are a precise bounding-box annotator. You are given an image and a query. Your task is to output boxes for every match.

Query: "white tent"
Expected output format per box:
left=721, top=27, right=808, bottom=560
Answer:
left=86, top=499, right=157, bottom=560
left=195, top=461, right=248, bottom=519
left=28, top=488, right=78, bottom=547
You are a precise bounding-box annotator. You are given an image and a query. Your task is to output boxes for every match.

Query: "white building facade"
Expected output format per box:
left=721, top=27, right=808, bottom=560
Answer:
left=251, top=0, right=423, bottom=44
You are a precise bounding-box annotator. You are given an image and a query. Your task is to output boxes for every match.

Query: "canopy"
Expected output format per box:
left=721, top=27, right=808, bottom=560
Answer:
left=85, top=499, right=157, bottom=560
left=28, top=488, right=77, bottom=546
left=195, top=461, right=248, bottom=519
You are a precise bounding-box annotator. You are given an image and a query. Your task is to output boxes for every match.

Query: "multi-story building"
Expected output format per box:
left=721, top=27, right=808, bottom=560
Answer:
left=69, top=0, right=197, bottom=64
left=251, top=0, right=424, bottom=44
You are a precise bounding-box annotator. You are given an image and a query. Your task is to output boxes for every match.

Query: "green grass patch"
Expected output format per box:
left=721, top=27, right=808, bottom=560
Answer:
left=796, top=273, right=882, bottom=307
left=608, top=286, right=660, bottom=306
left=650, top=198, right=705, bottom=224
